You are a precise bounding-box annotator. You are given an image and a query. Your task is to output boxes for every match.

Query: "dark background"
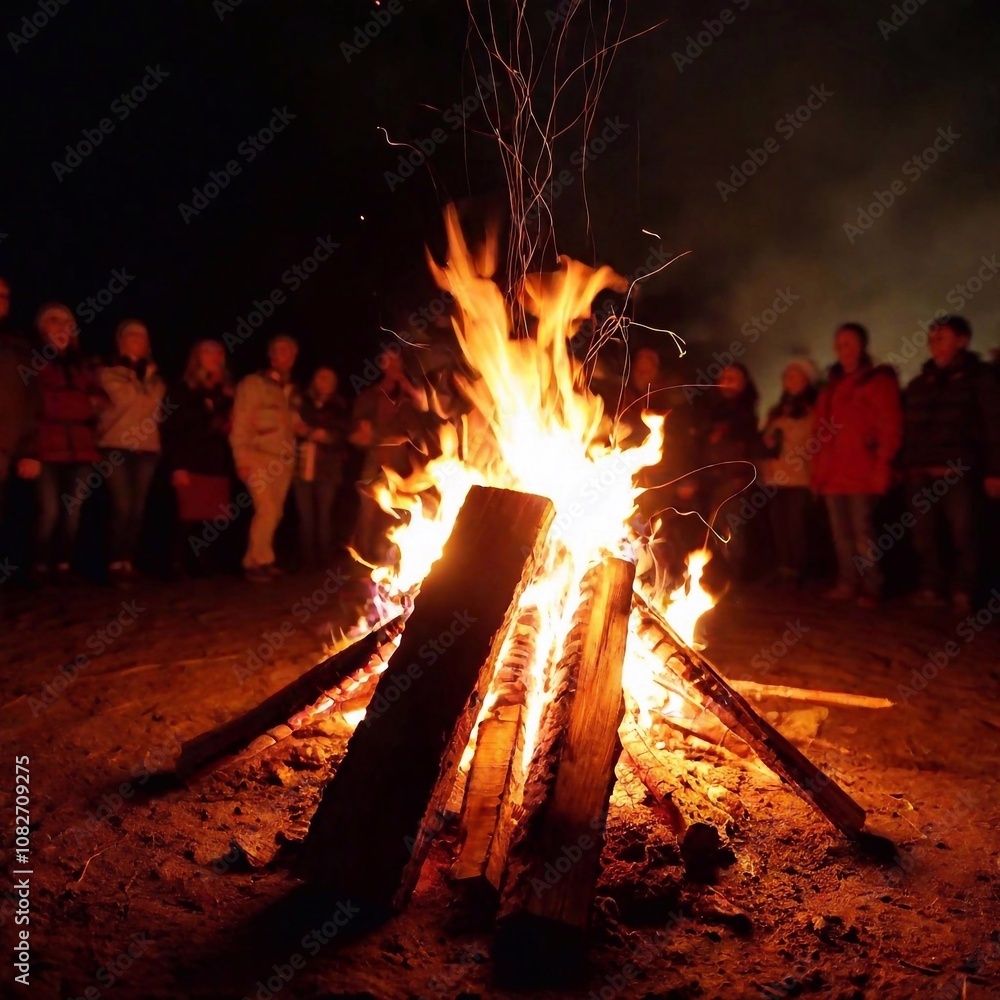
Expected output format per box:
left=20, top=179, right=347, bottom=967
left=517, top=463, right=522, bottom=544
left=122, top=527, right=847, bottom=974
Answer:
left=2, top=0, right=999, bottom=402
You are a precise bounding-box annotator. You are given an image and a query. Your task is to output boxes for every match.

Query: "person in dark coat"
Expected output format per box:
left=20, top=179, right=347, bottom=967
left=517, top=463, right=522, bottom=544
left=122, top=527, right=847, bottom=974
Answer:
left=897, top=315, right=1000, bottom=611
left=0, top=278, right=41, bottom=509
left=349, top=351, right=426, bottom=563
left=812, top=323, right=902, bottom=606
left=294, top=367, right=350, bottom=570
left=0, top=278, right=42, bottom=581
left=699, top=363, right=763, bottom=581
left=161, top=339, right=235, bottom=575
left=32, top=303, right=107, bottom=579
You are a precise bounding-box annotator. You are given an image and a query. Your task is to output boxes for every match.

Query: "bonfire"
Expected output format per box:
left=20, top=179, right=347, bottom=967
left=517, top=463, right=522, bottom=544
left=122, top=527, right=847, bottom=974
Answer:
left=176, top=205, right=877, bottom=978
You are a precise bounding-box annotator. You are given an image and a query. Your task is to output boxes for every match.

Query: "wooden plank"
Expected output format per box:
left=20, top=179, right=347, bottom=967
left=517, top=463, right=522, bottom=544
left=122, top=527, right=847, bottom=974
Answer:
left=299, top=486, right=554, bottom=912
left=495, top=558, right=634, bottom=981
left=174, top=617, right=403, bottom=782
left=451, top=704, right=523, bottom=882
left=451, top=603, right=540, bottom=887
left=632, top=593, right=867, bottom=839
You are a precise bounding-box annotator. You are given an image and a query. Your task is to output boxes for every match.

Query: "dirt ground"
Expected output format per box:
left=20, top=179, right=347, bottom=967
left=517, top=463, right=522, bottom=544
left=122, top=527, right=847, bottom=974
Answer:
left=1, top=568, right=998, bottom=1000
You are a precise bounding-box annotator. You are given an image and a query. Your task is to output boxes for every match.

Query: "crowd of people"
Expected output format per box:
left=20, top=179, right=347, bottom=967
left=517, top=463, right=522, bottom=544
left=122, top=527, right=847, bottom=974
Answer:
left=0, top=279, right=399, bottom=587
left=624, top=317, right=1000, bottom=613
left=1, top=271, right=998, bottom=613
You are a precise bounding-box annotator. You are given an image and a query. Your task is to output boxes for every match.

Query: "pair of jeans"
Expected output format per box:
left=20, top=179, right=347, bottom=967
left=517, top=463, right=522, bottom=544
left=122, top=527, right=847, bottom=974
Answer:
left=104, top=450, right=159, bottom=564
left=824, top=493, right=881, bottom=597
left=294, top=477, right=340, bottom=568
left=768, top=486, right=812, bottom=577
left=36, top=462, right=91, bottom=567
left=907, top=472, right=977, bottom=595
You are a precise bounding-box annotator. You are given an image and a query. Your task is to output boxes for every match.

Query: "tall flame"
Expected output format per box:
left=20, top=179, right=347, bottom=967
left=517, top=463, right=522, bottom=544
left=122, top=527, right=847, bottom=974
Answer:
left=356, top=205, right=714, bottom=755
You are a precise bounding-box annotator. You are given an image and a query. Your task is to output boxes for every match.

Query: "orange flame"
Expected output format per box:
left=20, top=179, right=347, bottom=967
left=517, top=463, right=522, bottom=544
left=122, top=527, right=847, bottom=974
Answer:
left=354, top=206, right=713, bottom=746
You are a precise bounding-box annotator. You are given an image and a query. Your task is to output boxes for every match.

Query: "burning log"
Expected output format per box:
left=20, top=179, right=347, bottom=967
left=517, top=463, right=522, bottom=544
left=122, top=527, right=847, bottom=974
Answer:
left=451, top=605, right=540, bottom=887
left=728, top=679, right=894, bottom=709
left=619, top=715, right=738, bottom=841
left=632, top=593, right=867, bottom=839
left=175, top=616, right=403, bottom=782
left=300, top=486, right=554, bottom=911
left=495, top=557, right=634, bottom=980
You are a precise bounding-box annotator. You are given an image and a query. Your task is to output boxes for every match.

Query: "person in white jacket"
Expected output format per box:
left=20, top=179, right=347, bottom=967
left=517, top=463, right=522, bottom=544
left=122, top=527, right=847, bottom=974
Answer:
left=230, top=335, right=300, bottom=582
left=97, top=319, right=166, bottom=580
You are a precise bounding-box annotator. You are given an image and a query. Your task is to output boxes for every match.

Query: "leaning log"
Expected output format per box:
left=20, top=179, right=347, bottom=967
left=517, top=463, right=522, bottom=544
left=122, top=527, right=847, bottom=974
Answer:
left=495, top=558, right=634, bottom=982
left=175, top=616, right=403, bottom=782
left=633, top=593, right=866, bottom=839
left=300, top=486, right=554, bottom=912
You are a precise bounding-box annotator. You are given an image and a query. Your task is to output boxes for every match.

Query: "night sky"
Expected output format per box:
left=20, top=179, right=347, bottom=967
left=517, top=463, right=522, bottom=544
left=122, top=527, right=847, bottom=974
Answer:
left=3, top=0, right=998, bottom=401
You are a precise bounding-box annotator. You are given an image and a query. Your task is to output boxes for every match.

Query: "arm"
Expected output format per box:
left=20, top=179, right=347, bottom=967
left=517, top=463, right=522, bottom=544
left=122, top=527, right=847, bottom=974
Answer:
left=229, top=378, right=255, bottom=473
left=870, top=372, right=903, bottom=494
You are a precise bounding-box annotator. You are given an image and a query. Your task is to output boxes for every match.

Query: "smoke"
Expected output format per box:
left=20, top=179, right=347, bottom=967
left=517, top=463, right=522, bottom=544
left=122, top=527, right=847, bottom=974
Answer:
left=534, top=0, right=1000, bottom=403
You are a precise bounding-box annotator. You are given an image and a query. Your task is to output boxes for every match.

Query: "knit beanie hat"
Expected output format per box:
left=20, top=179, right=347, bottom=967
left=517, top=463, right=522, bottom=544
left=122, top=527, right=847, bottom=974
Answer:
left=784, top=357, right=819, bottom=385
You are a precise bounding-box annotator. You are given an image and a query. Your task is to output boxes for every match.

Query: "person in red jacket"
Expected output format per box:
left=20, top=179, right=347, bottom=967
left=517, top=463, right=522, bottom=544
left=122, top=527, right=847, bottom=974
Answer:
left=32, top=303, right=107, bottom=579
left=812, top=323, right=902, bottom=606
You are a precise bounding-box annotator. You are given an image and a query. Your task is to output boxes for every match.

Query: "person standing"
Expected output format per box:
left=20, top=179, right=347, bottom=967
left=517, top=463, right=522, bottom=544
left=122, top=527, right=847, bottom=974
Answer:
left=161, top=340, right=235, bottom=576
left=349, top=351, right=425, bottom=563
left=897, top=316, right=1000, bottom=612
left=0, top=278, right=42, bottom=583
left=0, top=278, right=41, bottom=516
left=230, top=334, right=299, bottom=583
left=294, top=367, right=350, bottom=570
left=33, top=303, right=107, bottom=580
left=761, top=358, right=818, bottom=585
left=699, top=363, right=763, bottom=582
left=96, top=319, right=166, bottom=580
left=812, top=323, right=902, bottom=607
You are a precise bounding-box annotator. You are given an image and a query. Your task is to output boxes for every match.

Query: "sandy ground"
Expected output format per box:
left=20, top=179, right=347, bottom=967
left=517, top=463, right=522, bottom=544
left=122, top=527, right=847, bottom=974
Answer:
left=1, top=569, right=998, bottom=1000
